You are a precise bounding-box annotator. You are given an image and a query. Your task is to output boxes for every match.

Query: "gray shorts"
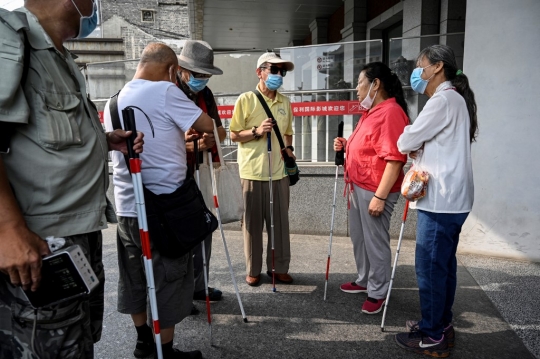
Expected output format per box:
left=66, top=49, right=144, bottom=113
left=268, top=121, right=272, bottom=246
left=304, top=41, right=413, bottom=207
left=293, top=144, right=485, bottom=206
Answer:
left=116, top=216, right=193, bottom=329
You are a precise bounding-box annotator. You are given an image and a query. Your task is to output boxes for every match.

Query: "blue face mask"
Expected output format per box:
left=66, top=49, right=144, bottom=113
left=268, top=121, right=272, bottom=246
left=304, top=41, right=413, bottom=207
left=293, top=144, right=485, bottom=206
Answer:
left=71, top=0, right=98, bottom=39
left=410, top=64, right=434, bottom=94
left=187, top=73, right=209, bottom=93
left=265, top=74, right=283, bottom=91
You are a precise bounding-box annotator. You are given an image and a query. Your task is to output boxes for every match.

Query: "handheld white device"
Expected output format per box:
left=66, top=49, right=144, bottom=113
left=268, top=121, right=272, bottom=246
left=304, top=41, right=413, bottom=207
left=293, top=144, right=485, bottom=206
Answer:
left=22, top=245, right=99, bottom=308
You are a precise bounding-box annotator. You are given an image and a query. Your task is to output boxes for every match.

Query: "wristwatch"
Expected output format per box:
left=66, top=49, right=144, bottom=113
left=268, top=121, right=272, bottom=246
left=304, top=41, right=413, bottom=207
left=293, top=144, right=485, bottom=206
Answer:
left=252, top=126, right=262, bottom=140
left=286, top=145, right=294, bottom=152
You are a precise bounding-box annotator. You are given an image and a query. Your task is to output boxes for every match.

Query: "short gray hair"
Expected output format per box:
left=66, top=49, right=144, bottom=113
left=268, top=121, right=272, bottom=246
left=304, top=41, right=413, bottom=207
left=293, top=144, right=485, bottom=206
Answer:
left=417, top=45, right=458, bottom=80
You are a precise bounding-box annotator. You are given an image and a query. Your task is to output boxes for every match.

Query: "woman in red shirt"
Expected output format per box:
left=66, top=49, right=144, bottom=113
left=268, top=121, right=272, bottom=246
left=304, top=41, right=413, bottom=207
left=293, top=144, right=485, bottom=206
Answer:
left=334, top=62, right=409, bottom=314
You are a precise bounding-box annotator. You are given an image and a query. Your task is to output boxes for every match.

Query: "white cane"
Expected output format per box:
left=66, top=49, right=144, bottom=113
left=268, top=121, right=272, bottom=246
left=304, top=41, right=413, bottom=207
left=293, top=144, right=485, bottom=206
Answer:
left=121, top=108, right=163, bottom=359
left=324, top=165, right=339, bottom=301
left=207, top=120, right=248, bottom=321
left=324, top=121, right=344, bottom=301
left=381, top=200, right=410, bottom=331
left=193, top=138, right=213, bottom=342
left=267, top=131, right=276, bottom=292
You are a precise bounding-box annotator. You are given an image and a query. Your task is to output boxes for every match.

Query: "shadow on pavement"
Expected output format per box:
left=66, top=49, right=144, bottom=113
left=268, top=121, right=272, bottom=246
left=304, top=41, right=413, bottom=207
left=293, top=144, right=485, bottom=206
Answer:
left=95, top=227, right=536, bottom=359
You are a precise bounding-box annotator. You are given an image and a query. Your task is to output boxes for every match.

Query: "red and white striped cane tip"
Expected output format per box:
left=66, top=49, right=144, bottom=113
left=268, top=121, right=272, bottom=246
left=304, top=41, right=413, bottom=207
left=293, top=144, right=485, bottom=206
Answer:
left=206, top=299, right=212, bottom=324
left=129, top=158, right=142, bottom=173
left=153, top=320, right=160, bottom=335
left=141, top=231, right=152, bottom=259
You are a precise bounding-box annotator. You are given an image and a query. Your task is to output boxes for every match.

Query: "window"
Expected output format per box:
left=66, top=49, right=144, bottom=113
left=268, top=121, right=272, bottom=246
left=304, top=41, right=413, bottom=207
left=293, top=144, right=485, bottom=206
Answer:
left=141, top=10, right=155, bottom=22
left=383, top=21, right=403, bottom=66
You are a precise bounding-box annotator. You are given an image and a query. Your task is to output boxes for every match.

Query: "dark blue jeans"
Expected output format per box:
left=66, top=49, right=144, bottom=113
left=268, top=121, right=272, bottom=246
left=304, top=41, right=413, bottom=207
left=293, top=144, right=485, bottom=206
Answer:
left=416, top=210, right=469, bottom=340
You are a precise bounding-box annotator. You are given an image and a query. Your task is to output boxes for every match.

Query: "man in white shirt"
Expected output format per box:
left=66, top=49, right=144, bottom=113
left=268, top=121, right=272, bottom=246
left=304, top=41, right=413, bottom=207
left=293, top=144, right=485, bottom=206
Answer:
left=104, top=43, right=213, bottom=359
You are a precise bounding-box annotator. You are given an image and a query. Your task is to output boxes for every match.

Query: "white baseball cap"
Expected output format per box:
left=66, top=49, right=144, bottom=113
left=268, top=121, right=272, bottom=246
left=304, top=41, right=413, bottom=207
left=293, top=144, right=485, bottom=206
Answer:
left=256, top=52, right=294, bottom=71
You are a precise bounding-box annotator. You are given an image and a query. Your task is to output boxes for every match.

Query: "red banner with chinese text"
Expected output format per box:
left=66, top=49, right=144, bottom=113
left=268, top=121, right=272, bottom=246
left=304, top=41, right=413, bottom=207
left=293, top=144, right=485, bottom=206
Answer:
left=99, top=101, right=362, bottom=123
left=217, top=100, right=362, bottom=119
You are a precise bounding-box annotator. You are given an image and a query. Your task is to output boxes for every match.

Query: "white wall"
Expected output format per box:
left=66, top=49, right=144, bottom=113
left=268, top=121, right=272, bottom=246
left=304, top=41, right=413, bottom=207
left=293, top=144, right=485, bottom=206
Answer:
left=208, top=52, right=264, bottom=103
left=460, top=0, right=540, bottom=261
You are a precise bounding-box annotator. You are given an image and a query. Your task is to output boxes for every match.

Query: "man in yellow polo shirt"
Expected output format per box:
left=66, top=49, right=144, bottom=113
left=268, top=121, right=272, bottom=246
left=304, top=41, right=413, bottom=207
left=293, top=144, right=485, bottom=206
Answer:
left=230, top=52, right=295, bottom=286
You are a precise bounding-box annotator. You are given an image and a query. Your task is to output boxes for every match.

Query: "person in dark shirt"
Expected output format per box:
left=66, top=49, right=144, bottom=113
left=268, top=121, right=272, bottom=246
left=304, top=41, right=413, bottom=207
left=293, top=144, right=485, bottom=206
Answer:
left=177, top=40, right=226, bottom=304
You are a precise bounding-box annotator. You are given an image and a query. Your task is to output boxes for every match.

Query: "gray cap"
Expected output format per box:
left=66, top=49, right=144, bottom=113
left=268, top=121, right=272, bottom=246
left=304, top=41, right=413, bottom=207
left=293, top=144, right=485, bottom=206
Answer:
left=177, top=40, right=223, bottom=75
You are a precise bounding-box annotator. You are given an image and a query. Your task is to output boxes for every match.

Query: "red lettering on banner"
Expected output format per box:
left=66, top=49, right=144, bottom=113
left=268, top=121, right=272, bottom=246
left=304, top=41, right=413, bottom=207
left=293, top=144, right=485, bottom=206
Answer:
left=216, top=100, right=362, bottom=119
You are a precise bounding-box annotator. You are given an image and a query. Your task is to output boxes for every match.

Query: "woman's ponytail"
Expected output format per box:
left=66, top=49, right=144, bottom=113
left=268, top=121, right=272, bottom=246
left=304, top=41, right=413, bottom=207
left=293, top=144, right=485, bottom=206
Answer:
left=362, top=62, right=409, bottom=120
left=452, top=72, right=478, bottom=142
left=389, top=73, right=410, bottom=121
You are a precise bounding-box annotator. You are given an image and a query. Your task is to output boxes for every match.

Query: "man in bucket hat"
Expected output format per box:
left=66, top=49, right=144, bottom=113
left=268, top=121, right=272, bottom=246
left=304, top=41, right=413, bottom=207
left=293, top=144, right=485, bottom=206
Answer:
left=230, top=52, right=296, bottom=286
left=176, top=40, right=226, bottom=306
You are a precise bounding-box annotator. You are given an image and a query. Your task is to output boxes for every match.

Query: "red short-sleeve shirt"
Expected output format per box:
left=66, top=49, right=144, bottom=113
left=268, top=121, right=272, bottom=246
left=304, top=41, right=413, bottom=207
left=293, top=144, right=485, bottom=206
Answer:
left=345, top=97, right=409, bottom=193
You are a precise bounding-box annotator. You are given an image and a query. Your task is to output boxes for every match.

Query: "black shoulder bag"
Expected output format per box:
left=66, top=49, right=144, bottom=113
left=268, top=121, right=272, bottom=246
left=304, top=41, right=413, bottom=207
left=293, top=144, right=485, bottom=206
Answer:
left=109, top=94, right=218, bottom=258
left=253, top=90, right=300, bottom=186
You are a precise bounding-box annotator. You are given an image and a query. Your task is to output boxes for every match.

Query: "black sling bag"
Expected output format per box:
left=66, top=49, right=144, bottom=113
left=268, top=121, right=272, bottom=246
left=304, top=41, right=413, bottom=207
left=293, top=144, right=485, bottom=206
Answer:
left=109, top=94, right=218, bottom=258
left=253, top=90, right=300, bottom=186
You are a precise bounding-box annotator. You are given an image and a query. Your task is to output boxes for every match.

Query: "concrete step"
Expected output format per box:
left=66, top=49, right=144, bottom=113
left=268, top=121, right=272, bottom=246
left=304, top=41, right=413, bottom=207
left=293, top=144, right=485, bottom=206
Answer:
left=65, top=38, right=124, bottom=65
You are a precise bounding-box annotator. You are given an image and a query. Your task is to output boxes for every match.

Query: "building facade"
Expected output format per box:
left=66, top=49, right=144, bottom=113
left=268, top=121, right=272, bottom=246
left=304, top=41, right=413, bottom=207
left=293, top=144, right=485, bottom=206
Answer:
left=100, top=0, right=190, bottom=58
left=185, top=0, right=540, bottom=262
left=82, top=0, right=539, bottom=262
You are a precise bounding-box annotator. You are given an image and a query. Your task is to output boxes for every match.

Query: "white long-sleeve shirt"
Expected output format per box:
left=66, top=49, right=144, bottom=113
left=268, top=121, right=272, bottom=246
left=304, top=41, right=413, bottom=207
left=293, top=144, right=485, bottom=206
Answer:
left=397, top=81, right=474, bottom=213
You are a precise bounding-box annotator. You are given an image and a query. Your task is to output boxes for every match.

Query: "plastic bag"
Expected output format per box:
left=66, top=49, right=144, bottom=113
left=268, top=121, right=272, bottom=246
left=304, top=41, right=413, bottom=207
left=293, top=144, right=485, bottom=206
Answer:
left=401, top=150, right=429, bottom=202
left=215, top=161, right=244, bottom=223
left=199, top=119, right=244, bottom=224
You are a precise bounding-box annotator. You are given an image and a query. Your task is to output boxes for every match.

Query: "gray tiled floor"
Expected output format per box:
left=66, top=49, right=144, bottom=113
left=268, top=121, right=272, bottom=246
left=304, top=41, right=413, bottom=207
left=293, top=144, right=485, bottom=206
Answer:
left=95, top=226, right=539, bottom=359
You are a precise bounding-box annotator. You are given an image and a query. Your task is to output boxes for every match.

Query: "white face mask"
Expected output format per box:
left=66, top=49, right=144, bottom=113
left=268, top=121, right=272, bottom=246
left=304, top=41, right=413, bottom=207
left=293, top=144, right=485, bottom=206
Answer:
left=359, top=81, right=377, bottom=111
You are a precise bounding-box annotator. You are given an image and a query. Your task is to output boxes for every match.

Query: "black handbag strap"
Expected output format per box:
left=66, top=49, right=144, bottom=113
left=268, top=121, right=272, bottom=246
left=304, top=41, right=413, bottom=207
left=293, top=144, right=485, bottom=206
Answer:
left=252, top=90, right=288, bottom=153
left=109, top=91, right=131, bottom=172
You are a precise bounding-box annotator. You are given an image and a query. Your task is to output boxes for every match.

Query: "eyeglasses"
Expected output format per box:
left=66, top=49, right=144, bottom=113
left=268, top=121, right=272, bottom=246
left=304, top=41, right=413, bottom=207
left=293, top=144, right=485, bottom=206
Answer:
left=260, top=65, right=287, bottom=77
left=191, top=71, right=212, bottom=79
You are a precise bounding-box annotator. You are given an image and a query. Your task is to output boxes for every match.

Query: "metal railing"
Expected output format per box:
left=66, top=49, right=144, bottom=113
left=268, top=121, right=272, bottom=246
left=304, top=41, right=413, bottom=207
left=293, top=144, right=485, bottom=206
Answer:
left=93, top=88, right=360, bottom=163
left=213, top=88, right=360, bottom=163
left=88, top=34, right=463, bottom=163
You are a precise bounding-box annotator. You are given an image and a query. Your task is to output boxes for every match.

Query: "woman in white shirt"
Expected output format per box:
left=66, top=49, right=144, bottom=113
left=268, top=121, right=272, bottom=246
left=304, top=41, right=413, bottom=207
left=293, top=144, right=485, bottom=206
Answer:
left=394, top=45, right=478, bottom=358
